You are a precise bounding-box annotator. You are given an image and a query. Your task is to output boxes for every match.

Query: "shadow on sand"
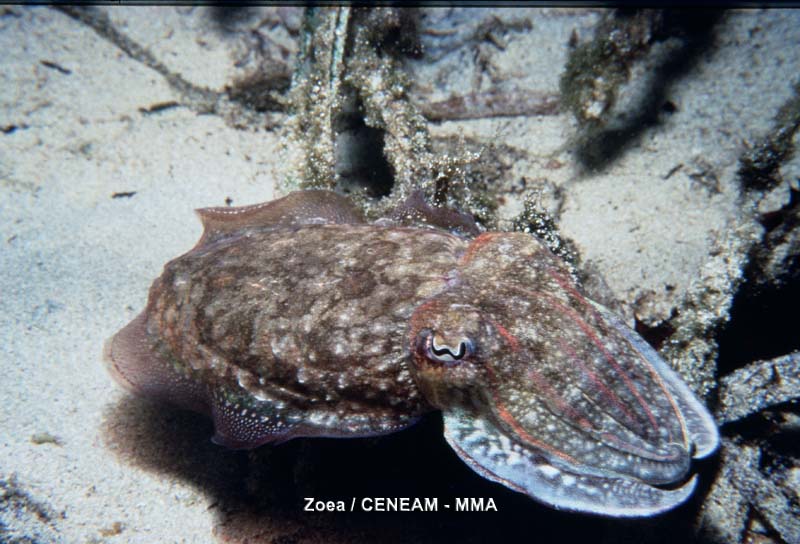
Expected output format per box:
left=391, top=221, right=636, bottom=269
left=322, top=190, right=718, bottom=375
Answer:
left=101, top=395, right=709, bottom=543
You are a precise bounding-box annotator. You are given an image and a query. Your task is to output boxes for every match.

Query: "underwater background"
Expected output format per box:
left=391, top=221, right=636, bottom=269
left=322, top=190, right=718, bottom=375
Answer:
left=1, top=6, right=798, bottom=543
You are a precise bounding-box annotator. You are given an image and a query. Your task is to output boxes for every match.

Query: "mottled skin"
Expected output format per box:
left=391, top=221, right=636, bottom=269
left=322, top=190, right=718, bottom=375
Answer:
left=105, top=190, right=719, bottom=517
left=150, top=224, right=464, bottom=442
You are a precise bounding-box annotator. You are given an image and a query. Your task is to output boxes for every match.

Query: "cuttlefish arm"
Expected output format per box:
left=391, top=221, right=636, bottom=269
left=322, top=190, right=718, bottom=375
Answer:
left=439, top=301, right=717, bottom=517
left=443, top=409, right=698, bottom=517
left=589, top=302, right=719, bottom=459
left=409, top=232, right=719, bottom=517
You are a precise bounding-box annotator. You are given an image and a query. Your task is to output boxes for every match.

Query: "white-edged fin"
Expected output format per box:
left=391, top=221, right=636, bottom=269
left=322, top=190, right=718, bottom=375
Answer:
left=209, top=394, right=295, bottom=450
left=103, top=312, right=207, bottom=414
left=383, top=189, right=481, bottom=237
left=443, top=409, right=697, bottom=517
left=195, top=190, right=365, bottom=247
left=589, top=302, right=720, bottom=459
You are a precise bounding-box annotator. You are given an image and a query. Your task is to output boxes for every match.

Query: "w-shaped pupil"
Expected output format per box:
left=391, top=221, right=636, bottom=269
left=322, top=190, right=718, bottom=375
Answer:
left=432, top=338, right=467, bottom=360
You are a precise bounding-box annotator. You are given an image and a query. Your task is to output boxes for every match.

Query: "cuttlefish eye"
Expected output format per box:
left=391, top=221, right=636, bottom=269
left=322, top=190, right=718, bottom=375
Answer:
left=417, top=329, right=474, bottom=365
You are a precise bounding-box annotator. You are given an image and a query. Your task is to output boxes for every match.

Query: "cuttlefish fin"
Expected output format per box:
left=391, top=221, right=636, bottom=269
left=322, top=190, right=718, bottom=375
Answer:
left=442, top=409, right=698, bottom=517
left=381, top=189, right=481, bottom=237
left=103, top=312, right=207, bottom=414
left=208, top=399, right=419, bottom=450
left=209, top=396, right=295, bottom=450
left=589, top=302, right=720, bottom=459
left=195, top=190, right=366, bottom=247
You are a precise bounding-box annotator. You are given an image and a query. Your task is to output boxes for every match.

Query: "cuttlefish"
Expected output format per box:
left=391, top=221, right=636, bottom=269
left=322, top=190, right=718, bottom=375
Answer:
left=104, top=189, right=719, bottom=517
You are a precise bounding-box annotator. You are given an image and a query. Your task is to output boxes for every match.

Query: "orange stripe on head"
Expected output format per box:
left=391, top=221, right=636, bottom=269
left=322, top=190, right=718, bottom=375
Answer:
left=544, top=267, right=682, bottom=442
left=485, top=317, right=520, bottom=352
left=525, top=366, right=596, bottom=432
left=509, top=283, right=662, bottom=437
left=482, top=362, right=580, bottom=466
left=460, top=232, right=501, bottom=265
left=558, top=338, right=640, bottom=428
left=493, top=401, right=581, bottom=466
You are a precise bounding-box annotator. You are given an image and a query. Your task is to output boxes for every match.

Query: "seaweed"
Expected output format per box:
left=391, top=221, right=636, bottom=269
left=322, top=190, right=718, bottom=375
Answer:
left=0, top=475, right=61, bottom=543
left=560, top=9, right=721, bottom=171
left=739, top=81, right=800, bottom=191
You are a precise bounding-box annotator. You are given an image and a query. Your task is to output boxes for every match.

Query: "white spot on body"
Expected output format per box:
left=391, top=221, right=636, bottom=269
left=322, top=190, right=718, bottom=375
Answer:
left=538, top=464, right=561, bottom=479
left=370, top=314, right=390, bottom=336
left=337, top=311, right=353, bottom=326
left=251, top=389, right=273, bottom=402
